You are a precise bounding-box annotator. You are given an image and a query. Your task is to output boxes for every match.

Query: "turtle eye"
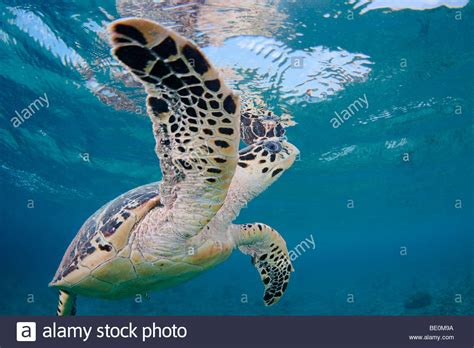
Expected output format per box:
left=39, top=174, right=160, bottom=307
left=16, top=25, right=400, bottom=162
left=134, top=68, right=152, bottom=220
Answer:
left=264, top=141, right=282, bottom=153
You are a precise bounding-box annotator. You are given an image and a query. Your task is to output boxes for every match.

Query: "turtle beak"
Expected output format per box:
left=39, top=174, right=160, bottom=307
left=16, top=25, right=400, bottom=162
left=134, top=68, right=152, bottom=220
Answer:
left=280, top=141, right=300, bottom=169
left=283, top=141, right=300, bottom=158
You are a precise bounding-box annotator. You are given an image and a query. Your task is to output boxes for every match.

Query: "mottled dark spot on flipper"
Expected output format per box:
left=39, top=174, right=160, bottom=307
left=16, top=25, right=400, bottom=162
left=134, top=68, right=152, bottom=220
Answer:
left=114, top=46, right=154, bottom=71
left=205, top=79, right=221, bottom=92
left=149, top=60, right=171, bottom=79
left=223, top=95, right=237, bottom=114
left=271, top=168, right=283, bottom=177
left=182, top=44, right=209, bottom=75
left=162, top=75, right=184, bottom=90
left=148, top=97, right=169, bottom=115
left=215, top=140, right=230, bottom=148
left=113, top=37, right=132, bottom=44
left=186, top=107, right=197, bottom=118
left=140, top=76, right=159, bottom=84
left=113, top=24, right=147, bottom=45
left=152, top=36, right=178, bottom=58
left=197, top=99, right=208, bottom=110
left=240, top=153, right=256, bottom=161
left=169, top=58, right=189, bottom=74
left=190, top=86, right=204, bottom=96
left=177, top=159, right=192, bottom=170
left=182, top=75, right=200, bottom=85
left=263, top=293, right=273, bottom=302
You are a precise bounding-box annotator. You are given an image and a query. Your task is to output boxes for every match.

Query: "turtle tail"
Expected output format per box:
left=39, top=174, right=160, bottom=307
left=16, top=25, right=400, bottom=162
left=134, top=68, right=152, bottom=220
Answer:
left=56, top=290, right=77, bottom=316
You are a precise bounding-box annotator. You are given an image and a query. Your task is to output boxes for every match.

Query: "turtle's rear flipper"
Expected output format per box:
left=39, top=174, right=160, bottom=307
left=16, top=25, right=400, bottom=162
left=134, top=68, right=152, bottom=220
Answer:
left=234, top=223, right=293, bottom=306
left=56, top=290, right=77, bottom=316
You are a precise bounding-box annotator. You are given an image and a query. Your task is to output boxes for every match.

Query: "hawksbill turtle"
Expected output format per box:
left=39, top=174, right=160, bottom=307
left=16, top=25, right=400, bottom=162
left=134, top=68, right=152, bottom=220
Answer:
left=50, top=17, right=299, bottom=315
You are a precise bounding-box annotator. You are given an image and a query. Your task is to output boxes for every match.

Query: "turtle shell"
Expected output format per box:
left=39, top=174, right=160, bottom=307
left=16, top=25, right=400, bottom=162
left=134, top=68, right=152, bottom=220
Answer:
left=50, top=182, right=162, bottom=288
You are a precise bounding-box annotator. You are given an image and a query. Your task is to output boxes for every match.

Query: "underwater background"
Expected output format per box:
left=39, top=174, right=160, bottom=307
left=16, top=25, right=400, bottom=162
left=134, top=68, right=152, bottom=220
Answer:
left=0, top=0, right=472, bottom=316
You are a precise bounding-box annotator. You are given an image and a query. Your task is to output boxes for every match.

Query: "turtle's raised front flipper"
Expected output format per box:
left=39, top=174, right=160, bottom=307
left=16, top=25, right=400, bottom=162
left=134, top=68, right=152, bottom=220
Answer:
left=56, top=290, right=77, bottom=316
left=108, top=18, right=240, bottom=237
left=233, top=223, right=293, bottom=306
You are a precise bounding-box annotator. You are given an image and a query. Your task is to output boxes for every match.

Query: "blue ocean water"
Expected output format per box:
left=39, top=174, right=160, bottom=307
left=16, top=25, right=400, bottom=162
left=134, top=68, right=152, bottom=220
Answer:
left=0, top=0, right=472, bottom=316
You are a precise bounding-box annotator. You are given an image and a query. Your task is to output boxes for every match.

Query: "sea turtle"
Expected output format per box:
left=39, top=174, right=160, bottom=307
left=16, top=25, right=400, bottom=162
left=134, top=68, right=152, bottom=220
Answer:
left=50, top=17, right=299, bottom=315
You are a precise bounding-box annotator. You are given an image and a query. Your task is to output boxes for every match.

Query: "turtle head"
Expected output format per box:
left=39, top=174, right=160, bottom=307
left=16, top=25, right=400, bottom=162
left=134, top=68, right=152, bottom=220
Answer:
left=236, top=137, right=299, bottom=196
